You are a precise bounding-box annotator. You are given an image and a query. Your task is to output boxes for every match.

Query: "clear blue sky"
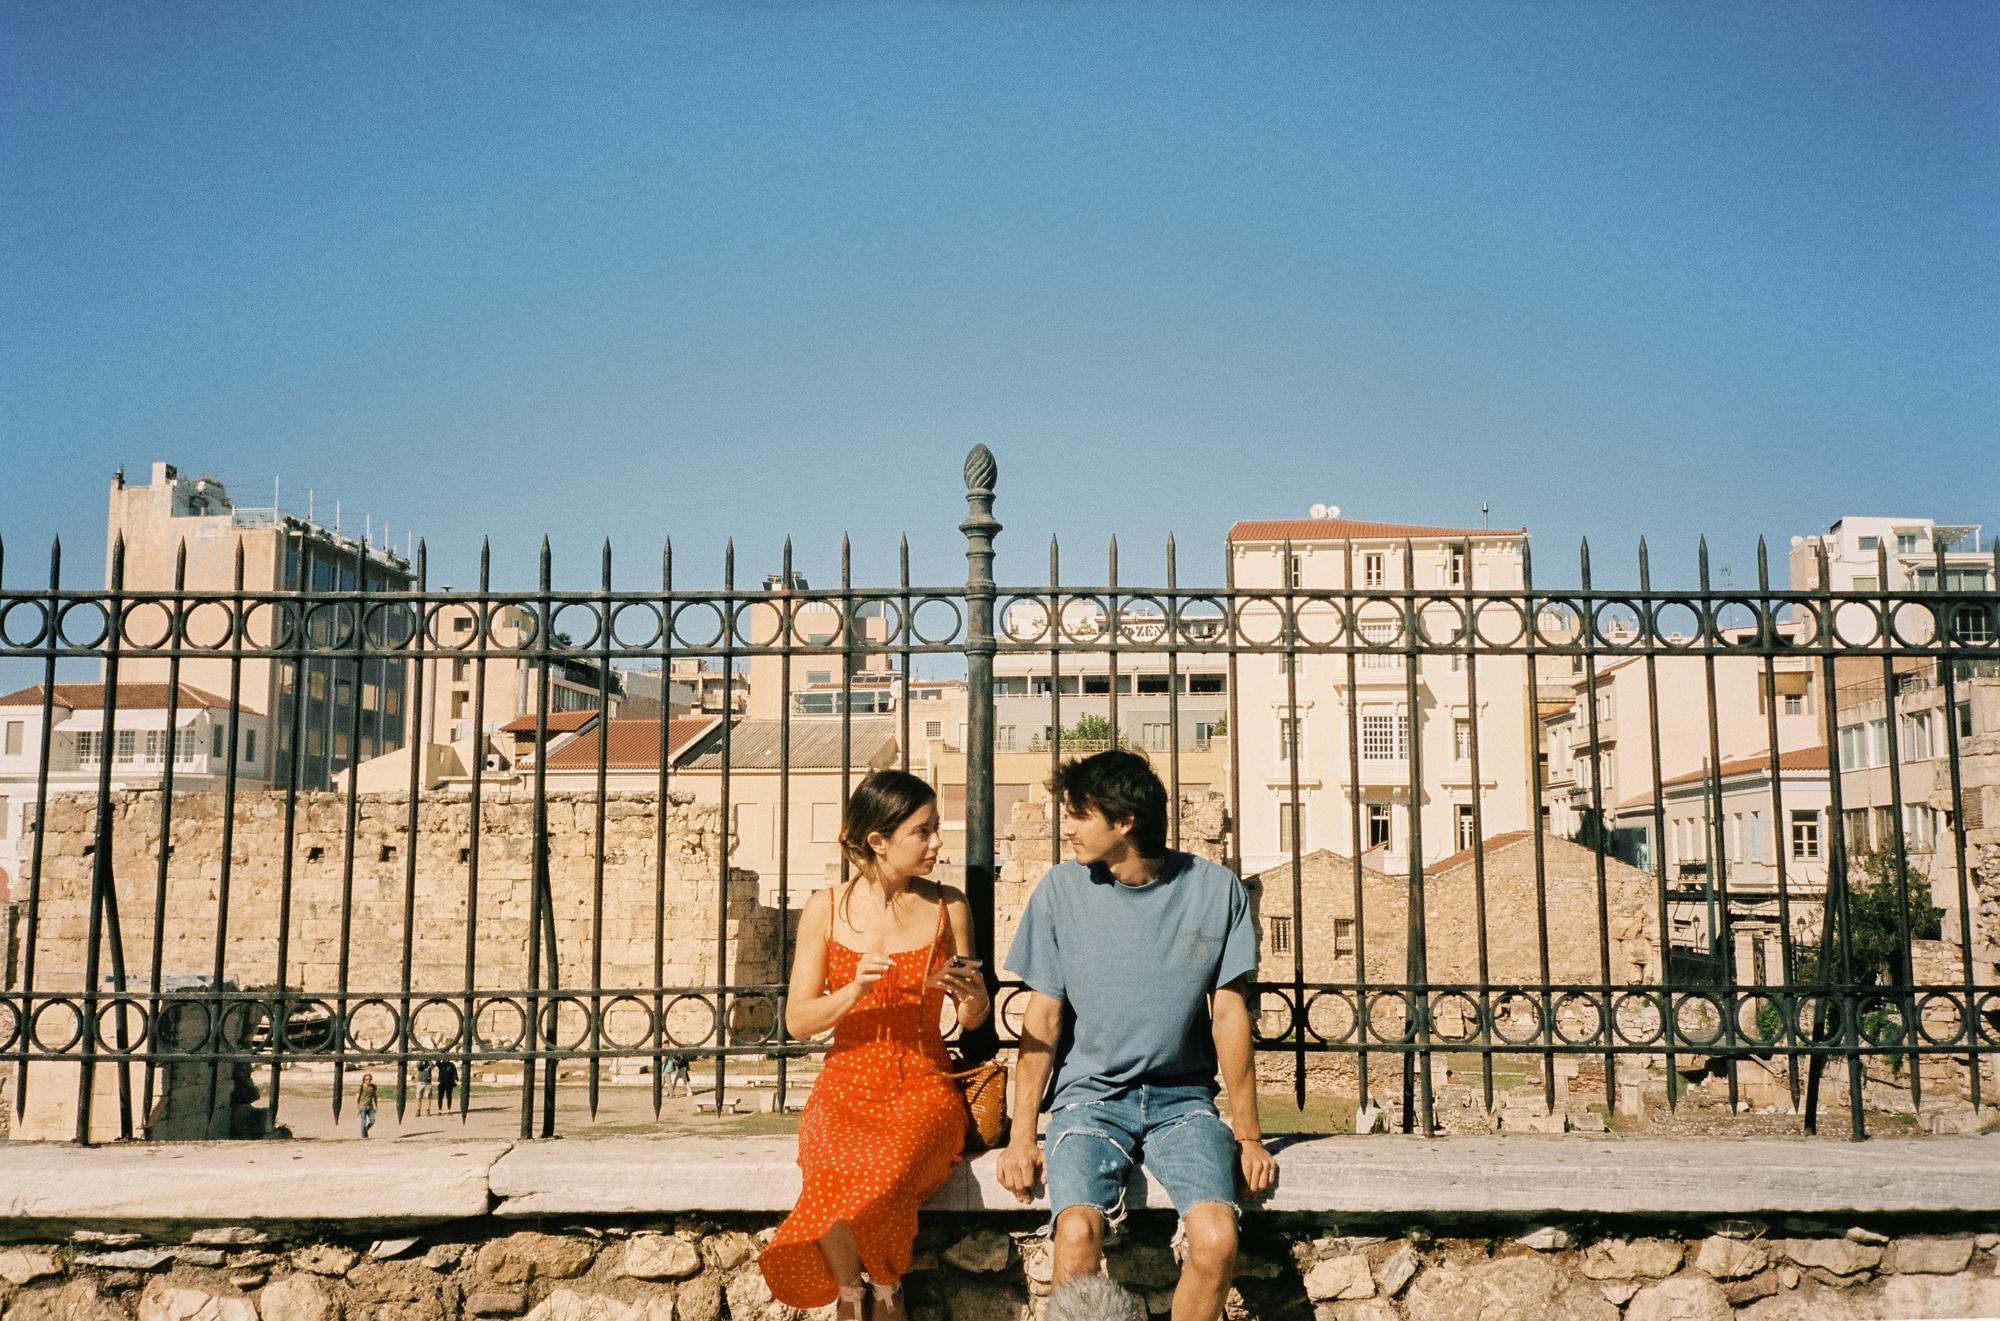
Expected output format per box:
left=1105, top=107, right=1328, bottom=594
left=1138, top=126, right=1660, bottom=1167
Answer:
left=3, top=1, right=1996, bottom=596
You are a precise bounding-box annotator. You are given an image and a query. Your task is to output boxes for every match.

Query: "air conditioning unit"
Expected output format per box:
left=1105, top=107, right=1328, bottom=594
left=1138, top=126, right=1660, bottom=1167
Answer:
left=485, top=754, right=506, bottom=771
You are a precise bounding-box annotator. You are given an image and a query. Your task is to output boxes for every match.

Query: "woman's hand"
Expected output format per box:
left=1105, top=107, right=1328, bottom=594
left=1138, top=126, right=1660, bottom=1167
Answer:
left=927, top=961, right=989, bottom=1024
left=850, top=953, right=895, bottom=1000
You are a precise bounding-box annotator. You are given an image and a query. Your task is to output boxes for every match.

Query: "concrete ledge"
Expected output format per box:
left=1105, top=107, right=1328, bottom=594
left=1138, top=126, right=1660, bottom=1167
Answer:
left=0, top=1139, right=507, bottom=1230
left=2, top=1135, right=1996, bottom=1231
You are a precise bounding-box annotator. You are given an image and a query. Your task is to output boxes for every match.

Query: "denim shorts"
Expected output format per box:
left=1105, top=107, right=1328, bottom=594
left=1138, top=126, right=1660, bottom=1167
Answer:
left=1042, top=1082, right=1239, bottom=1230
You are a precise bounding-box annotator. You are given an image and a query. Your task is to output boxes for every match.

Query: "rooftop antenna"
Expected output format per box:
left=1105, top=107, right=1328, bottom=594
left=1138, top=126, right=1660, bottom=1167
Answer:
left=308, top=489, right=316, bottom=523
left=1482, top=501, right=1489, bottom=529
left=274, top=476, right=281, bottom=512
left=335, top=500, right=341, bottom=535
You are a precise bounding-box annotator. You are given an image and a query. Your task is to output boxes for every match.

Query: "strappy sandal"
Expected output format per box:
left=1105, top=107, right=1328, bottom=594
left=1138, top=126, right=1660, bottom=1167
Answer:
left=868, top=1281, right=904, bottom=1321
left=835, top=1281, right=869, bottom=1321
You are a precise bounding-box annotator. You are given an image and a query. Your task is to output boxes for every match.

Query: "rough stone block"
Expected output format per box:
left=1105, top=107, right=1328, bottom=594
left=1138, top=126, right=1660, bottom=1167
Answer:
left=1579, top=1238, right=1683, bottom=1280
left=259, top=1275, right=341, bottom=1321
left=619, top=1235, right=702, bottom=1282
left=944, top=1231, right=1012, bottom=1274
left=0, top=1248, right=65, bottom=1286
left=1373, top=1243, right=1417, bottom=1298
left=477, top=1234, right=597, bottom=1285
left=1887, top=1235, right=1975, bottom=1275
left=1776, top=1238, right=1879, bottom=1277
left=138, top=1280, right=259, bottom=1321
left=1302, top=1255, right=1374, bottom=1303
left=1623, top=1274, right=1729, bottom=1321
left=1691, top=1235, right=1767, bottom=1279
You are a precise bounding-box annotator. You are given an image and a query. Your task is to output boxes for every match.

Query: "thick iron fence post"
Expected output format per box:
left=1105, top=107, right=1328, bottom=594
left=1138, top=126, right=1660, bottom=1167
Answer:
left=961, top=446, right=1002, bottom=1056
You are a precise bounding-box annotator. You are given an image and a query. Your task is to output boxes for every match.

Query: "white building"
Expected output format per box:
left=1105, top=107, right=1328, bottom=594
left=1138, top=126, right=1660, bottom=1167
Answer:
left=0, top=683, right=271, bottom=899
left=1226, top=514, right=1536, bottom=876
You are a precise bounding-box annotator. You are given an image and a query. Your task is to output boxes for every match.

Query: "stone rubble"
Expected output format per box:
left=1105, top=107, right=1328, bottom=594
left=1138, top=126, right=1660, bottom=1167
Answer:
left=0, top=1215, right=1992, bottom=1321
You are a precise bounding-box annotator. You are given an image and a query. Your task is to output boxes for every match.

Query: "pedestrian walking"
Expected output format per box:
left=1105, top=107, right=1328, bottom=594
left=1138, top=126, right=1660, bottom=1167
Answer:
left=357, top=1073, right=379, bottom=1138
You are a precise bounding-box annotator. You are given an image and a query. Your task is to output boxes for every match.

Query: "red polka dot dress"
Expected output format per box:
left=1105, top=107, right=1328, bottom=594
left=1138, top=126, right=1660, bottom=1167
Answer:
left=761, top=893, right=966, bottom=1308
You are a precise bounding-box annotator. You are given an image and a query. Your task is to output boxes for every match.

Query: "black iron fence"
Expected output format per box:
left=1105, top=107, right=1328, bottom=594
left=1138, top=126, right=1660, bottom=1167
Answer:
left=1, top=447, right=1996, bottom=1142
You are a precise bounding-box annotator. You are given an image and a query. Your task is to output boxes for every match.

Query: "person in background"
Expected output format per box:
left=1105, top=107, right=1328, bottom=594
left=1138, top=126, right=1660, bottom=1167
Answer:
left=436, top=1058, right=459, bottom=1112
left=357, top=1073, right=379, bottom=1138
left=415, top=1057, right=435, bottom=1117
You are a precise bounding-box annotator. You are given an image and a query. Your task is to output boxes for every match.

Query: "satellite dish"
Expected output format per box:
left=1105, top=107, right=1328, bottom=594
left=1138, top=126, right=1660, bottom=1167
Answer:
left=1789, top=536, right=1804, bottom=547
left=1327, top=505, right=1341, bottom=520
left=1309, top=503, right=1328, bottom=519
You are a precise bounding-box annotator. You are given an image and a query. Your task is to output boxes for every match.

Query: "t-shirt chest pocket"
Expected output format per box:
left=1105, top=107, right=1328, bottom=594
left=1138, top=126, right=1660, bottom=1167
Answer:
left=1167, top=927, right=1221, bottom=976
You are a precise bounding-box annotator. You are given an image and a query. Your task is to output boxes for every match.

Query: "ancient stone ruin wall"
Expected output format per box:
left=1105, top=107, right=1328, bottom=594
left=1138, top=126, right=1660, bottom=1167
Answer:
left=20, top=789, right=778, bottom=999
left=1, top=1215, right=1995, bottom=1321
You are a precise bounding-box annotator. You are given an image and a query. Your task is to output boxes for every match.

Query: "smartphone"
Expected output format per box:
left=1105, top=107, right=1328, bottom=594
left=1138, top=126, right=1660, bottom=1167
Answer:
left=945, top=955, right=983, bottom=972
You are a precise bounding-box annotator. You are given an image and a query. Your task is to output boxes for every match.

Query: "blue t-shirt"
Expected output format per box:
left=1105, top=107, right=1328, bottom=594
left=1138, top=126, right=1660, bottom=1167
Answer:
left=1004, top=851, right=1257, bottom=1109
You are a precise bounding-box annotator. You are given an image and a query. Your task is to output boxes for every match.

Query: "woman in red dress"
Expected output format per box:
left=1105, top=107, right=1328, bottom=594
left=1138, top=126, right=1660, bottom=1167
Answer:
left=760, top=771, right=990, bottom=1321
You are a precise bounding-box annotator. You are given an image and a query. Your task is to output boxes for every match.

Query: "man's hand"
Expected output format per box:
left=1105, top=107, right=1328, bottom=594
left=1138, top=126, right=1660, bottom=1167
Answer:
left=995, top=1137, right=1044, bottom=1204
left=1237, top=1137, right=1278, bottom=1197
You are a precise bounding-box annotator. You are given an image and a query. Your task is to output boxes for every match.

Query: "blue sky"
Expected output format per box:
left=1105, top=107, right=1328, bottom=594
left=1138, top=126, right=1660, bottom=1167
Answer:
left=3, top=1, right=1995, bottom=596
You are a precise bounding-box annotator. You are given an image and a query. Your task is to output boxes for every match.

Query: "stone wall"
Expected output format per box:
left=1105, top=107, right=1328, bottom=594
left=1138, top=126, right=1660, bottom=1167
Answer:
left=2, top=1214, right=1996, bottom=1321
left=18, top=790, right=778, bottom=999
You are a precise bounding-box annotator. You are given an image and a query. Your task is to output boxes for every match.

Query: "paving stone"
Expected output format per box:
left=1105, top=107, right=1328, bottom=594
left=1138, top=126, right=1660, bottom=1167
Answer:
left=0, top=1249, right=64, bottom=1286
left=258, top=1275, right=341, bottom=1321
left=1888, top=1235, right=1976, bottom=1275
left=1302, top=1255, right=1374, bottom=1303
left=291, top=1247, right=359, bottom=1279
left=1515, top=1226, right=1573, bottom=1252
left=944, top=1231, right=1013, bottom=1274
left=1776, top=1238, right=1880, bottom=1276
left=477, top=1234, right=597, bottom=1285
left=1623, top=1274, right=1730, bottom=1321
left=176, top=1250, right=229, bottom=1268
left=1373, top=1243, right=1417, bottom=1298
left=1579, top=1238, right=1684, bottom=1280
left=1691, top=1235, right=1767, bottom=1279
left=138, top=1280, right=259, bottom=1321
left=619, top=1235, right=702, bottom=1282
left=74, top=1231, right=143, bottom=1247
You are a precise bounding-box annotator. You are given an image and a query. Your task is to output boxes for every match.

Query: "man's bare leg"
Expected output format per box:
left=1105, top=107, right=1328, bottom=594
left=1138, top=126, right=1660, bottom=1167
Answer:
left=1170, top=1203, right=1237, bottom=1321
left=1051, top=1206, right=1107, bottom=1285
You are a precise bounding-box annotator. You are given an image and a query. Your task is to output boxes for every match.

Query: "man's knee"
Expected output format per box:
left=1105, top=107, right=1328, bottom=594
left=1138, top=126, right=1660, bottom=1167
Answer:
left=1178, top=1205, right=1237, bottom=1274
left=1053, top=1207, right=1106, bottom=1257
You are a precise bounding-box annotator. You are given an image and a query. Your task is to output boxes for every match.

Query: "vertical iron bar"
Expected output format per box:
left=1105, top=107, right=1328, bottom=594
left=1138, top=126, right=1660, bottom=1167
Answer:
left=12, top=539, right=62, bottom=1123
left=332, top=541, right=370, bottom=1131
left=203, top=543, right=249, bottom=1125
left=775, top=540, right=794, bottom=1113
left=269, top=541, right=312, bottom=1128
left=651, top=540, right=671, bottom=1119
left=395, top=544, right=428, bottom=1123
left=1637, top=541, right=1679, bottom=1104
left=521, top=538, right=554, bottom=1138
left=1343, top=540, right=1371, bottom=1112
left=960, top=446, right=1001, bottom=1046
left=1281, top=540, right=1304, bottom=1112
left=588, top=542, right=613, bottom=1119
left=1518, top=543, right=1557, bottom=1112
left=1932, top=541, right=1980, bottom=1114
left=1577, top=540, right=1618, bottom=1115
left=1753, top=539, right=1802, bottom=1108
left=1872, top=541, right=1919, bottom=1114
left=1166, top=535, right=1182, bottom=850
left=1695, top=539, right=1742, bottom=1111
left=899, top=536, right=912, bottom=775
left=1458, top=540, right=1495, bottom=1114
left=713, top=541, right=735, bottom=1113
left=1398, top=540, right=1434, bottom=1136
left=1106, top=537, right=1120, bottom=748
left=1224, top=543, right=1241, bottom=880
left=1051, top=537, right=1064, bottom=865
left=144, top=543, right=189, bottom=1129
left=461, top=541, right=492, bottom=1124
left=75, top=537, right=127, bottom=1143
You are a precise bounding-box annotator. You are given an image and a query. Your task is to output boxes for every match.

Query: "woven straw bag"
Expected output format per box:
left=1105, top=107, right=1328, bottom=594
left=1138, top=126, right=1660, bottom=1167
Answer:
left=946, top=1055, right=1009, bottom=1150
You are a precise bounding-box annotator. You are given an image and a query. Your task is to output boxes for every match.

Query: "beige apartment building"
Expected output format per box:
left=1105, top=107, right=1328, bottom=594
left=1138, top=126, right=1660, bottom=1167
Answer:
left=1226, top=515, right=1536, bottom=876
left=104, top=462, right=414, bottom=789
left=416, top=601, right=623, bottom=748
left=1542, top=642, right=1825, bottom=865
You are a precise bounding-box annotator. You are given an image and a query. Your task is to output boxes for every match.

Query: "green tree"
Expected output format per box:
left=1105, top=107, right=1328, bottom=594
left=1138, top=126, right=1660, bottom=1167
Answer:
left=1794, top=849, right=1943, bottom=987
left=1062, top=714, right=1118, bottom=745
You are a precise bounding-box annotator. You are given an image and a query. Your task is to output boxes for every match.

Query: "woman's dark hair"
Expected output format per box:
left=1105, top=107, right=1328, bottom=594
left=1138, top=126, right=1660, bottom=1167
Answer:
left=1050, top=749, right=1168, bottom=858
left=837, top=769, right=939, bottom=870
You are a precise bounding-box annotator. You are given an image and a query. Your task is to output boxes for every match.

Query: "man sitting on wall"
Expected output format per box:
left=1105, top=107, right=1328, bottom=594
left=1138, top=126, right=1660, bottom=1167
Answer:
left=996, top=750, right=1277, bottom=1321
